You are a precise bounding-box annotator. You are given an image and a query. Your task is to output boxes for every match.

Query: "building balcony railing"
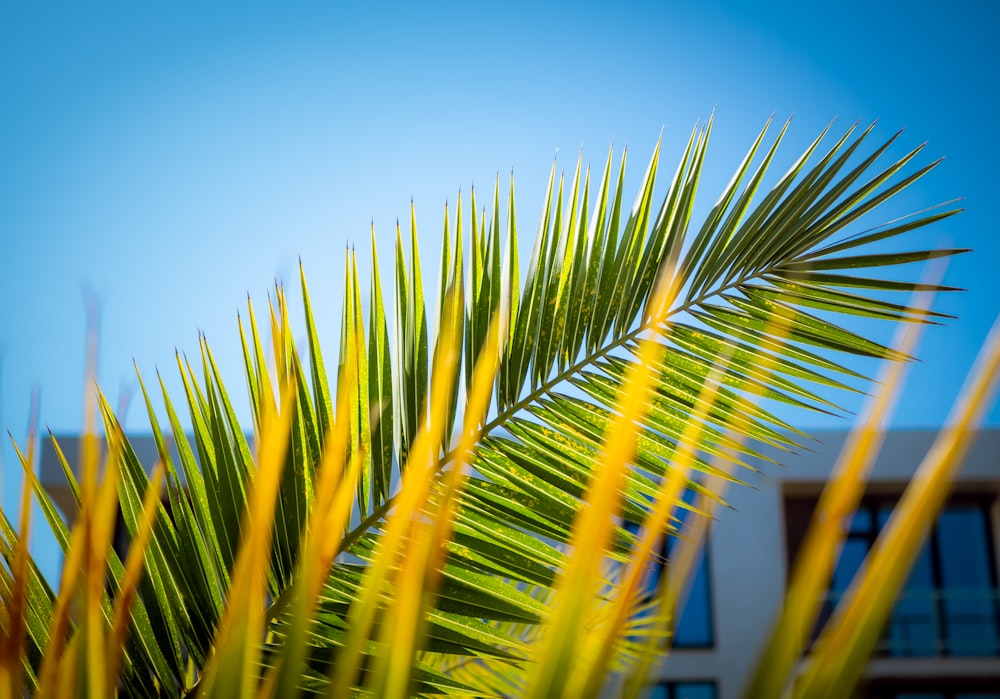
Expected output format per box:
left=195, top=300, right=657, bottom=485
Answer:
left=821, top=588, right=1000, bottom=658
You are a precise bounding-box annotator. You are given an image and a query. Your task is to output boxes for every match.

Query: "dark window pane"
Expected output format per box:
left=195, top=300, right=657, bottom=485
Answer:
left=888, top=546, right=938, bottom=656
left=887, top=593, right=939, bottom=656
left=937, top=506, right=1000, bottom=656
left=904, top=538, right=936, bottom=591
left=624, top=510, right=714, bottom=648
left=876, top=503, right=894, bottom=531
left=674, top=544, right=713, bottom=647
left=674, top=682, right=716, bottom=699
left=938, top=507, right=993, bottom=586
left=848, top=506, right=873, bottom=535
left=832, top=538, right=868, bottom=592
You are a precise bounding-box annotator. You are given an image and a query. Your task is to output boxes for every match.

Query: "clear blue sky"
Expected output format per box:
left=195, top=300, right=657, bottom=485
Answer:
left=2, top=1, right=999, bottom=568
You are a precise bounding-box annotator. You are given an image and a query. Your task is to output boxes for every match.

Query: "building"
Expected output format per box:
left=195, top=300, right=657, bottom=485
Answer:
left=39, top=434, right=181, bottom=559
left=39, top=429, right=1000, bottom=698
left=650, top=428, right=1000, bottom=699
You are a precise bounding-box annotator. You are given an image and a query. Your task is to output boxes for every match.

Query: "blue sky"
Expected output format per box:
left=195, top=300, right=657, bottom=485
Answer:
left=2, top=1, right=999, bottom=566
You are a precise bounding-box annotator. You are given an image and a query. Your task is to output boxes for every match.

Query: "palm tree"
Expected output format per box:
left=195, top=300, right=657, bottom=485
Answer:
left=2, top=115, right=997, bottom=698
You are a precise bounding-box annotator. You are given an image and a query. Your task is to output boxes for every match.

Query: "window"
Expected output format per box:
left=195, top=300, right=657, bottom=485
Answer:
left=785, top=494, right=1000, bottom=657
left=645, top=680, right=717, bottom=699
left=863, top=677, right=1000, bottom=698
left=662, top=535, right=714, bottom=648
left=626, top=495, right=715, bottom=648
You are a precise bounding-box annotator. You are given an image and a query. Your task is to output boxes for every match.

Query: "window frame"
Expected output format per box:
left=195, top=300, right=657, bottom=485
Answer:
left=782, top=490, right=1000, bottom=658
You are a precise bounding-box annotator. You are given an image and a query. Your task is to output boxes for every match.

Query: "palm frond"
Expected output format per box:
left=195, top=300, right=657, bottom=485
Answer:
left=1, top=116, right=974, bottom=697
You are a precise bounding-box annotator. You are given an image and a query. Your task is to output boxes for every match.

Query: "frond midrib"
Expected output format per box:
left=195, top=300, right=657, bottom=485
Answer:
left=335, top=264, right=773, bottom=560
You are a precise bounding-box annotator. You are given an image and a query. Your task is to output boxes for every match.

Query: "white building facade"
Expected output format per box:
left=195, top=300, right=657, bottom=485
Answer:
left=650, top=428, right=1000, bottom=699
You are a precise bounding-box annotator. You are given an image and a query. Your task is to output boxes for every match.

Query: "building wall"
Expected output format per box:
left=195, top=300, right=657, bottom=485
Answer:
left=658, top=428, right=1000, bottom=698
left=39, top=434, right=175, bottom=522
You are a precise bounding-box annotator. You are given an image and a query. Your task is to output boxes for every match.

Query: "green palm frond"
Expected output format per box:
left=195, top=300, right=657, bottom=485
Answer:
left=3, top=115, right=970, bottom=697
